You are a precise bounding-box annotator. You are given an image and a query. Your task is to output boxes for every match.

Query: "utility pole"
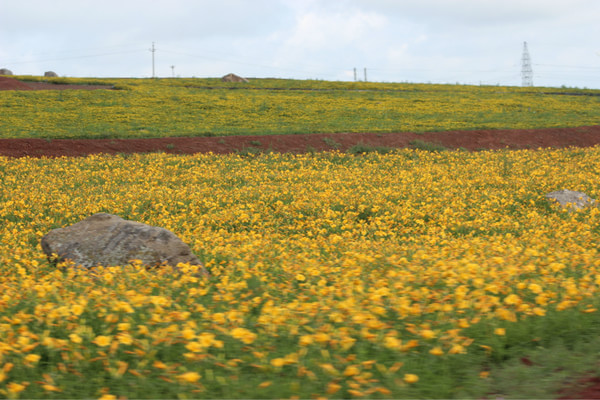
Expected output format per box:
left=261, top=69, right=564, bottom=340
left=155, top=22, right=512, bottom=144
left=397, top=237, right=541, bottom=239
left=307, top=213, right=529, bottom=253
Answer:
left=353, top=68, right=357, bottom=82
left=150, top=42, right=156, bottom=78
left=364, top=67, right=367, bottom=82
left=521, top=41, right=533, bottom=87
left=171, top=65, right=175, bottom=78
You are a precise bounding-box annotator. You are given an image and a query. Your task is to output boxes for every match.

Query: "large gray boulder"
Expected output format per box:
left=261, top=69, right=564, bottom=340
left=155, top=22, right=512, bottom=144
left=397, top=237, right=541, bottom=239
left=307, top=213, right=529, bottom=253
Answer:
left=545, top=189, right=597, bottom=211
left=44, top=71, right=58, bottom=77
left=0, top=68, right=13, bottom=75
left=41, top=213, right=208, bottom=275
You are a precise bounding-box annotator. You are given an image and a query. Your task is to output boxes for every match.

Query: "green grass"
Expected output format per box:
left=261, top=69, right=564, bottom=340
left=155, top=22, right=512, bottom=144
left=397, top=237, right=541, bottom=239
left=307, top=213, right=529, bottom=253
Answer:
left=409, top=139, right=447, bottom=152
left=0, top=77, right=598, bottom=139
left=346, top=143, right=395, bottom=154
left=322, top=137, right=342, bottom=149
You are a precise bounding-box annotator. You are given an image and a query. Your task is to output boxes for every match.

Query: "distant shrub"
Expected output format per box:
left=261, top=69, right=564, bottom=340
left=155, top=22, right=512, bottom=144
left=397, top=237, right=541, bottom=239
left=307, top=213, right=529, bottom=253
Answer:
left=409, top=139, right=447, bottom=152
left=347, top=143, right=395, bottom=154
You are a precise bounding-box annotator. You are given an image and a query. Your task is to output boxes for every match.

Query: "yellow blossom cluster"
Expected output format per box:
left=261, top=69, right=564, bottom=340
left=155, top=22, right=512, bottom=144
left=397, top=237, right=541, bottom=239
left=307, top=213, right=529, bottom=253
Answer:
left=0, top=147, right=599, bottom=398
left=1, top=77, right=598, bottom=139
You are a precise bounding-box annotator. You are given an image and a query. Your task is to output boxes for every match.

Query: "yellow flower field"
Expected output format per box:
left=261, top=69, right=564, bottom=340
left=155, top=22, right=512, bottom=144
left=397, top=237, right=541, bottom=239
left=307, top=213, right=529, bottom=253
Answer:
left=1, top=76, right=598, bottom=139
left=1, top=147, right=599, bottom=398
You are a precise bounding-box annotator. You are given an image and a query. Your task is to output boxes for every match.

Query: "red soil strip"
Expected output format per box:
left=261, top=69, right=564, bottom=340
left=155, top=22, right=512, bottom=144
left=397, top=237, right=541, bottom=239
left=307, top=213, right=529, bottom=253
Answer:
left=0, top=76, right=34, bottom=90
left=0, top=76, right=112, bottom=90
left=1, top=126, right=600, bottom=158
left=557, top=375, right=600, bottom=399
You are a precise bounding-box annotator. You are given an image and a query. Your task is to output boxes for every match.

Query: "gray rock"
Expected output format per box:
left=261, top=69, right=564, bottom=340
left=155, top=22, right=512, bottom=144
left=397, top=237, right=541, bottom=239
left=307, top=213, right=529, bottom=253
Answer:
left=41, top=213, right=208, bottom=275
left=44, top=71, right=58, bottom=77
left=0, top=68, right=13, bottom=75
left=545, top=189, right=597, bottom=211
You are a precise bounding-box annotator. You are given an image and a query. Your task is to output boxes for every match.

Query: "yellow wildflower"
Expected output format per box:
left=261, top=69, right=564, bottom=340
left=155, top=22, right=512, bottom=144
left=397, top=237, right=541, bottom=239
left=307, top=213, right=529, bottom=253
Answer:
left=448, top=344, right=466, bottom=354
left=429, top=347, right=444, bottom=356
left=420, top=329, right=436, bottom=339
left=326, top=382, right=342, bottom=394
left=24, top=354, right=41, bottom=365
left=117, top=333, right=133, bottom=345
left=185, top=341, right=205, bottom=353
left=230, top=327, right=257, bottom=344
left=69, top=333, right=83, bottom=344
left=117, top=323, right=131, bottom=331
left=177, top=371, right=201, bottom=383
left=299, top=334, right=313, bottom=346
left=42, top=384, right=62, bottom=392
left=71, top=304, right=85, bottom=316
left=181, top=328, right=196, bottom=340
left=528, top=283, right=543, bottom=294
left=343, top=365, right=360, bottom=376
left=313, top=332, right=330, bottom=344
left=92, top=335, right=112, bottom=347
left=383, top=336, right=402, bottom=350
left=7, top=382, right=27, bottom=394
left=270, top=358, right=286, bottom=368
left=503, top=294, right=521, bottom=306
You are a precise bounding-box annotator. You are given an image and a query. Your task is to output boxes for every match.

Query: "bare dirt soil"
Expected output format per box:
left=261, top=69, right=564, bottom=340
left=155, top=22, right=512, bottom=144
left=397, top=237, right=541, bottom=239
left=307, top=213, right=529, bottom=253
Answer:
left=557, top=376, right=600, bottom=399
left=2, top=126, right=600, bottom=158
left=0, top=76, right=113, bottom=91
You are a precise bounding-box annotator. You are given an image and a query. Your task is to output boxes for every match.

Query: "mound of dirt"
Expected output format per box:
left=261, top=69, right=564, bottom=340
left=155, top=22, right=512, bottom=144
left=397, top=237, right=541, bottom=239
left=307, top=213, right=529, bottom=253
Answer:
left=0, top=76, right=113, bottom=91
left=0, top=76, right=34, bottom=90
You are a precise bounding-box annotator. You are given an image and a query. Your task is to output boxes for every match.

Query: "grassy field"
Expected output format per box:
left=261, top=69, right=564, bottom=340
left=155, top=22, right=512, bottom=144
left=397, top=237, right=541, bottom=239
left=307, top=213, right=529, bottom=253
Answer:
left=1, top=148, right=600, bottom=398
left=0, top=76, right=599, bottom=139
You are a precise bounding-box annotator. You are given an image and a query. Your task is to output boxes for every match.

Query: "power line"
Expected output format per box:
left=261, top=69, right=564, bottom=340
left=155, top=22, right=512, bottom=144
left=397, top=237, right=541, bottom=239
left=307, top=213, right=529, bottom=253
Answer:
left=159, top=48, right=340, bottom=77
left=3, top=48, right=146, bottom=65
left=2, top=42, right=598, bottom=87
left=534, top=63, right=600, bottom=70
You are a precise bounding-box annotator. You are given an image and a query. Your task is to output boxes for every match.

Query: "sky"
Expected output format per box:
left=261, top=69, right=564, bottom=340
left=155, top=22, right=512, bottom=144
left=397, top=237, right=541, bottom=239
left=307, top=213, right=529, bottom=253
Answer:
left=1, top=0, right=599, bottom=88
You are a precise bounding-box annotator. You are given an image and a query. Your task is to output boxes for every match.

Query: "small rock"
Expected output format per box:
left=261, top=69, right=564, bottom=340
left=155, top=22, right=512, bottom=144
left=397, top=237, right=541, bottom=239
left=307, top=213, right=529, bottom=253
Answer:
left=545, top=189, right=596, bottom=211
left=41, top=213, right=208, bottom=275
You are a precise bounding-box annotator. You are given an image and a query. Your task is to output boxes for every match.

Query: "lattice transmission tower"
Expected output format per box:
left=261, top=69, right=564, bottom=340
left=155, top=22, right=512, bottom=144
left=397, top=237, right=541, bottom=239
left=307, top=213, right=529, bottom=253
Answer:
left=521, top=41, right=533, bottom=87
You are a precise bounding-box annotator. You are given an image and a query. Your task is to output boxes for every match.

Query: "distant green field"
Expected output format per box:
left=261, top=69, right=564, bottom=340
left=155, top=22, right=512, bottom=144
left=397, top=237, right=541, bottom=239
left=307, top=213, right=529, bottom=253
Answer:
left=1, top=76, right=599, bottom=139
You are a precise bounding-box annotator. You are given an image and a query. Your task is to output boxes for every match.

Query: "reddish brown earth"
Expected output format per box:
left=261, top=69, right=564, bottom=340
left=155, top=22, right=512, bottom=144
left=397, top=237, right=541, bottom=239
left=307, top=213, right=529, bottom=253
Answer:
left=0, top=76, right=112, bottom=91
left=2, top=126, right=600, bottom=158
left=558, top=376, right=600, bottom=400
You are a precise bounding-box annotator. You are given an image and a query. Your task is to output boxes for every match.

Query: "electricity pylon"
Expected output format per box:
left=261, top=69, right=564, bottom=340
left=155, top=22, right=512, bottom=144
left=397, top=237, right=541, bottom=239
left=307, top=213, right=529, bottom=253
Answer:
left=521, top=41, right=533, bottom=87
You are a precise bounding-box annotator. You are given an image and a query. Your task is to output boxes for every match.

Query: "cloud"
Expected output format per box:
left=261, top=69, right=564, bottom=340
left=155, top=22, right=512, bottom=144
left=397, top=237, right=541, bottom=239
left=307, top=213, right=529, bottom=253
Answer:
left=346, top=0, right=596, bottom=26
left=286, top=10, right=387, bottom=50
left=2, top=0, right=291, bottom=47
left=1, top=0, right=598, bottom=87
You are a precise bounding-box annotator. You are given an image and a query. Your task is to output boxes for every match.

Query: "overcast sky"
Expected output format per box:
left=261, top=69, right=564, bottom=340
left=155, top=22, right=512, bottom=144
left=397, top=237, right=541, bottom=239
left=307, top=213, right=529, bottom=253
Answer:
left=1, top=0, right=599, bottom=88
